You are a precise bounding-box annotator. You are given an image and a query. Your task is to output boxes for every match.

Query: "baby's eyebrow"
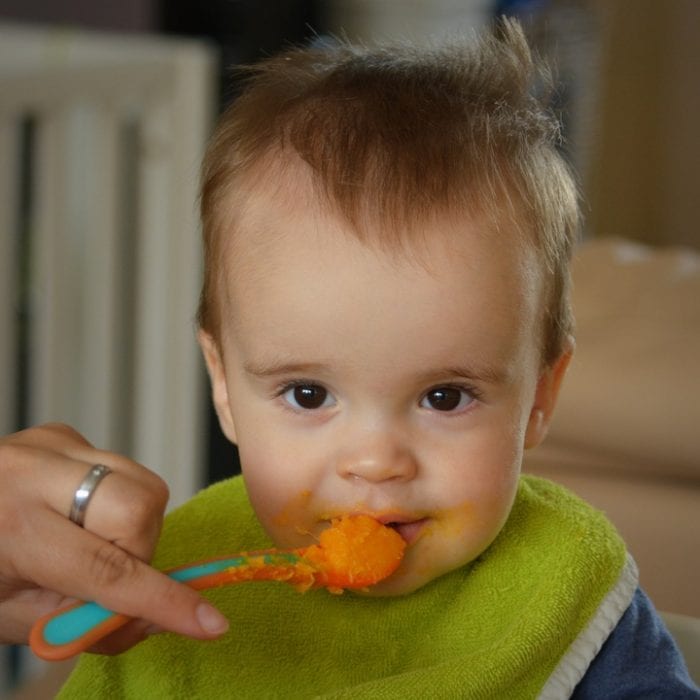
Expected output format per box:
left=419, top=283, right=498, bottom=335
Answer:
left=244, top=357, right=508, bottom=386
left=418, top=364, right=509, bottom=386
left=243, top=359, right=329, bottom=378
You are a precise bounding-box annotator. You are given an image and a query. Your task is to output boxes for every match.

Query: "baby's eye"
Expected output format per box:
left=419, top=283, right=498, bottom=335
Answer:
left=420, top=386, right=475, bottom=412
left=282, top=384, right=335, bottom=410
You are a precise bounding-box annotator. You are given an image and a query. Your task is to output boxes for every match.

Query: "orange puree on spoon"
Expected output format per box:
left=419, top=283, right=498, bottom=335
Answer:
left=303, top=514, right=407, bottom=591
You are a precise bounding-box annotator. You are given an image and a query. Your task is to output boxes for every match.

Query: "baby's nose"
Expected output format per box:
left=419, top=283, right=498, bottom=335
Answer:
left=335, top=432, right=418, bottom=483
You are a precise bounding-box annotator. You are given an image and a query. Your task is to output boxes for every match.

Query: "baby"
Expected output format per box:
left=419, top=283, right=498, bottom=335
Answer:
left=59, top=19, right=698, bottom=699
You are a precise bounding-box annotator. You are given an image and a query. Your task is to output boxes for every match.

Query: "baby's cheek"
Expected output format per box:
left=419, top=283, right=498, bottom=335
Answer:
left=432, top=499, right=512, bottom=564
left=271, top=490, right=313, bottom=528
left=266, top=490, right=321, bottom=547
left=240, top=466, right=289, bottom=541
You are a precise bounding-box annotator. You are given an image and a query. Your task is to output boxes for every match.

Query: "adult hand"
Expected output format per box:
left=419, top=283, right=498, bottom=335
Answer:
left=0, top=423, right=228, bottom=654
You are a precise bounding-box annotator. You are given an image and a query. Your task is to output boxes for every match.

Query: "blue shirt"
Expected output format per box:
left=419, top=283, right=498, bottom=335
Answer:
left=574, top=588, right=699, bottom=698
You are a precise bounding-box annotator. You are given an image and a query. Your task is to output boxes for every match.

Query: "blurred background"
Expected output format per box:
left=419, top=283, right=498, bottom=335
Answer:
left=1, top=0, right=698, bottom=695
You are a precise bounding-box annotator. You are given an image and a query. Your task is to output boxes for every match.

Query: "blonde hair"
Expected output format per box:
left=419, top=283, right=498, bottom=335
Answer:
left=198, top=18, right=579, bottom=365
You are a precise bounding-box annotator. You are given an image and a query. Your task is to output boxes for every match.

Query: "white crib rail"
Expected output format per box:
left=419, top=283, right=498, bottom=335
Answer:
left=0, top=23, right=216, bottom=508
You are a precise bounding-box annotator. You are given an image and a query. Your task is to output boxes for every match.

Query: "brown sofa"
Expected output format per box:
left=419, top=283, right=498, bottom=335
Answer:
left=524, top=237, right=700, bottom=617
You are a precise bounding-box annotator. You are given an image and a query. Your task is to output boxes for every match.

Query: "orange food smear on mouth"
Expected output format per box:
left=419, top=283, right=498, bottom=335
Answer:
left=302, top=514, right=406, bottom=591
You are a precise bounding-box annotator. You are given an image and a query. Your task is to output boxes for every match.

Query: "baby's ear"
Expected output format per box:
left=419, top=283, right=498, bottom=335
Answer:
left=524, top=336, right=574, bottom=450
left=197, top=330, right=238, bottom=444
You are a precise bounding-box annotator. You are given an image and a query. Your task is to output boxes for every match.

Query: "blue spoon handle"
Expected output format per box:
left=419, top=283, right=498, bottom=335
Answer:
left=30, top=552, right=300, bottom=661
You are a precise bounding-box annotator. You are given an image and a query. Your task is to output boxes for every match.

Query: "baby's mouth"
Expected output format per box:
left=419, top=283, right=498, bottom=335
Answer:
left=383, top=518, right=429, bottom=545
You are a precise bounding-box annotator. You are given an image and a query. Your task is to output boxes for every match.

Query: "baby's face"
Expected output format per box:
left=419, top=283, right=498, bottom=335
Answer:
left=203, top=183, right=559, bottom=596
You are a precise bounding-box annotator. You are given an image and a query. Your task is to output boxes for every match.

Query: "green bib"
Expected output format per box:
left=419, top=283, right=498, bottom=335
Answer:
left=59, top=475, right=635, bottom=699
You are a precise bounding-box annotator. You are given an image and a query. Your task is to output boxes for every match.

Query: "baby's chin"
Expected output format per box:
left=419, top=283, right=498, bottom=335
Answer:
left=350, top=558, right=460, bottom=598
left=354, top=537, right=494, bottom=597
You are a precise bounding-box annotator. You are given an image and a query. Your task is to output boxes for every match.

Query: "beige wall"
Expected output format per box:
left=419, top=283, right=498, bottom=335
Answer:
left=587, top=0, right=700, bottom=249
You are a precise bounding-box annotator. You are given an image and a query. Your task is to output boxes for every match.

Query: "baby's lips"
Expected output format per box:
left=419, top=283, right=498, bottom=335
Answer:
left=367, top=511, right=430, bottom=546
left=383, top=518, right=429, bottom=545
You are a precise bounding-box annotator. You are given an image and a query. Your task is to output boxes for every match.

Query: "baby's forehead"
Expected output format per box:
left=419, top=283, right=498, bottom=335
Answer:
left=223, top=154, right=537, bottom=269
left=216, top=175, right=543, bottom=320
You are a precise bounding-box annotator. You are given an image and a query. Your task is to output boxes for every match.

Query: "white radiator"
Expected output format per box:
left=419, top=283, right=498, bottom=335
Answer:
left=0, top=22, right=217, bottom=696
left=0, top=23, right=217, bottom=506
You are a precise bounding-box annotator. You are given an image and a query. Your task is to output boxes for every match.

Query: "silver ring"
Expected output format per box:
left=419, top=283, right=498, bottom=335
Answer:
left=69, top=464, right=113, bottom=527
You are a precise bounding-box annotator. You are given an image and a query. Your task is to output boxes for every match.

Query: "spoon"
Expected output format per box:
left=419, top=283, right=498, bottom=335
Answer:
left=30, top=514, right=406, bottom=661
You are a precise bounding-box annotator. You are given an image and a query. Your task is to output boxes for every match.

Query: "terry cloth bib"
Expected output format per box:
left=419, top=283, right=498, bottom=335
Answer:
left=59, top=475, right=636, bottom=699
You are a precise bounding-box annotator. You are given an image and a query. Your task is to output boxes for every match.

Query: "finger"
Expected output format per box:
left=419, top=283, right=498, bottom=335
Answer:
left=4, top=424, right=166, bottom=511
left=61, top=463, right=168, bottom=562
left=16, top=512, right=229, bottom=640
left=4, top=422, right=94, bottom=453
left=13, top=445, right=170, bottom=562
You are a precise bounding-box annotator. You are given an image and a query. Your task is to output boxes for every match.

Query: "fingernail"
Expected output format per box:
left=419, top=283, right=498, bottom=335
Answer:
left=196, top=603, right=229, bottom=635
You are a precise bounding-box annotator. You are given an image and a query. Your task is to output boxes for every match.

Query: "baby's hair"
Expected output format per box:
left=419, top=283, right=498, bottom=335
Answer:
left=198, top=18, right=579, bottom=366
